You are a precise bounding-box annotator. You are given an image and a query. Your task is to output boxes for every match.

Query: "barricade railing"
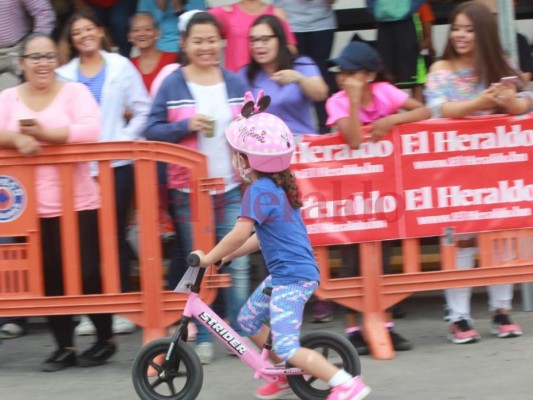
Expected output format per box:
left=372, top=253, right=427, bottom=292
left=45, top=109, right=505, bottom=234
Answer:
left=3, top=116, right=533, bottom=360
left=0, top=142, right=230, bottom=344
left=313, top=230, right=533, bottom=359
left=305, top=113, right=533, bottom=359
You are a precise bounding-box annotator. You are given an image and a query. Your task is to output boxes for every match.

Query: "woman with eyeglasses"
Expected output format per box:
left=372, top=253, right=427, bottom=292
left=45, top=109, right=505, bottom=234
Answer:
left=0, top=33, right=105, bottom=372
left=239, top=15, right=328, bottom=136
left=208, top=0, right=297, bottom=73
left=56, top=12, right=151, bottom=337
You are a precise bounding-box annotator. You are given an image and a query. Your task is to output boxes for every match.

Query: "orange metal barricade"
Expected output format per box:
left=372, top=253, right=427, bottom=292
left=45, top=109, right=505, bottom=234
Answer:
left=313, top=229, right=533, bottom=359
left=2, top=141, right=533, bottom=360
left=0, top=142, right=230, bottom=344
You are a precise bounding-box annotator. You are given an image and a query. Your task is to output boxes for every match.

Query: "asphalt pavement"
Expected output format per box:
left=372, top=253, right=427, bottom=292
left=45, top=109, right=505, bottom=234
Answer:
left=1, top=291, right=532, bottom=400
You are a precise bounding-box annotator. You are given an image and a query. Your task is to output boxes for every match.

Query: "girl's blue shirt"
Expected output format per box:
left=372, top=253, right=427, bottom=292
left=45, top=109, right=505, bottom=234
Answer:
left=239, top=176, right=319, bottom=285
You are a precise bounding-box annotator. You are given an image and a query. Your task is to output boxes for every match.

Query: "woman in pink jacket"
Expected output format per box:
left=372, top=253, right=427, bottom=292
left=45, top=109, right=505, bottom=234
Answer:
left=0, top=33, right=114, bottom=372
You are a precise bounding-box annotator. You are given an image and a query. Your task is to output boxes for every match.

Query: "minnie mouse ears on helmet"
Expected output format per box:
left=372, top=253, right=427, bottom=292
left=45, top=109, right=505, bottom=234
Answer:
left=225, top=91, right=295, bottom=173
left=241, top=90, right=271, bottom=118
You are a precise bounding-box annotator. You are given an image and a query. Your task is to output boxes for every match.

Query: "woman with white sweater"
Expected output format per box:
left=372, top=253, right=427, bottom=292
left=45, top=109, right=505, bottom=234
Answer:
left=57, top=12, right=151, bottom=335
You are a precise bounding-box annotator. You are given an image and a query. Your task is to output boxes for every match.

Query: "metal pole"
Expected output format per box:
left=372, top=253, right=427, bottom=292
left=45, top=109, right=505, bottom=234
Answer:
left=521, top=283, right=533, bottom=312
left=496, top=0, right=533, bottom=311
left=495, top=0, right=533, bottom=311
left=497, top=0, right=518, bottom=63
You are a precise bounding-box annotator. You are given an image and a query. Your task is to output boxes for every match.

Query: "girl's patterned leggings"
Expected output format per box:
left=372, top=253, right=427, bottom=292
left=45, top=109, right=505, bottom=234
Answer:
left=237, top=275, right=318, bottom=361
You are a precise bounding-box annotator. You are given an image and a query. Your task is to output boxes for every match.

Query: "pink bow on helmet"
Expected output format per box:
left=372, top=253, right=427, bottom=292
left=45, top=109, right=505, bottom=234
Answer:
left=225, top=91, right=295, bottom=174
left=241, top=90, right=271, bottom=118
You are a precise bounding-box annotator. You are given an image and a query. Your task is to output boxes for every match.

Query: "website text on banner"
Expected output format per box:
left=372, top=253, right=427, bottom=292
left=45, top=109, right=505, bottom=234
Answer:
left=292, top=114, right=533, bottom=246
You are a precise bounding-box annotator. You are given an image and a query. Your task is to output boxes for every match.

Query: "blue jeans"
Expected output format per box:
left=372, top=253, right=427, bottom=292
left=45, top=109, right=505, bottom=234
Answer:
left=168, top=186, right=250, bottom=342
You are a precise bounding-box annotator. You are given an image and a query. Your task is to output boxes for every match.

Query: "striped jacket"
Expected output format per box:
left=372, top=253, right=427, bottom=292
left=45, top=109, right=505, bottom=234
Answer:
left=144, top=67, right=245, bottom=189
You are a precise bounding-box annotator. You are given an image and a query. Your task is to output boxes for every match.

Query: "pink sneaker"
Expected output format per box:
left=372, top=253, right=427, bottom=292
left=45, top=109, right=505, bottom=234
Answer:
left=448, top=319, right=480, bottom=344
left=491, top=314, right=523, bottom=338
left=254, top=376, right=292, bottom=400
left=327, top=376, right=371, bottom=400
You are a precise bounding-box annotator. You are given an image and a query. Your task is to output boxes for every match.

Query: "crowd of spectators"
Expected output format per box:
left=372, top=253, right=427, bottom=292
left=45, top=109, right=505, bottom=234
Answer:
left=1, top=0, right=533, bottom=378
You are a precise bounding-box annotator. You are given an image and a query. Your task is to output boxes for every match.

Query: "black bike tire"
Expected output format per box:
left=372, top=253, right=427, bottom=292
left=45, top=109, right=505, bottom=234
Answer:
left=287, top=331, right=361, bottom=400
left=132, top=338, right=203, bottom=400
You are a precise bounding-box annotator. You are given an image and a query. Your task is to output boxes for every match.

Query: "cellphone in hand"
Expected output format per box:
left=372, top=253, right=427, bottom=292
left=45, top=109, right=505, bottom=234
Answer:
left=19, top=118, right=37, bottom=127
left=499, top=76, right=519, bottom=86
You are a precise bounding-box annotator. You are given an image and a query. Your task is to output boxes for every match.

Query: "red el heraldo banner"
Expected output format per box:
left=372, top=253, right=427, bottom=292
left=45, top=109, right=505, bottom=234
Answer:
left=292, top=114, right=533, bottom=246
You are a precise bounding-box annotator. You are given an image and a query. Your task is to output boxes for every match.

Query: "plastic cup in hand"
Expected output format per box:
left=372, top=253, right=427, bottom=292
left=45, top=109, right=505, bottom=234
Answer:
left=204, top=117, right=216, bottom=138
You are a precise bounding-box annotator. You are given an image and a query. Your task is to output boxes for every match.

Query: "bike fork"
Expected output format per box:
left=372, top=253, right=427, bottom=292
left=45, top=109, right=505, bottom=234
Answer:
left=160, top=316, right=190, bottom=372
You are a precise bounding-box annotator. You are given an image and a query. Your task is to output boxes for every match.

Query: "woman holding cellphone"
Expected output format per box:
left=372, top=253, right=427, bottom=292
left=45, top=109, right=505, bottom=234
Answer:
left=0, top=33, right=110, bottom=371
left=425, top=1, right=533, bottom=345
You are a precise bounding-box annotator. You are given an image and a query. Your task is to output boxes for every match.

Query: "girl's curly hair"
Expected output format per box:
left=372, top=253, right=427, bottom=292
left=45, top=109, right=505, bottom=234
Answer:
left=257, top=169, right=303, bottom=209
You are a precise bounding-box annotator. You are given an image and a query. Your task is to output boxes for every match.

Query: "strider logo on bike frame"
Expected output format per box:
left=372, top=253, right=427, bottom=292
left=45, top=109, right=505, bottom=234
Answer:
left=199, top=311, right=248, bottom=355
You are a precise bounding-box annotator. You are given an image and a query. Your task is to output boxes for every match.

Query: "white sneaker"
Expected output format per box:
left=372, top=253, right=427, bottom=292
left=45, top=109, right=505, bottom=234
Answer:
left=0, top=323, right=24, bottom=339
left=113, top=315, right=136, bottom=334
left=75, top=316, right=96, bottom=336
left=195, top=342, right=214, bottom=365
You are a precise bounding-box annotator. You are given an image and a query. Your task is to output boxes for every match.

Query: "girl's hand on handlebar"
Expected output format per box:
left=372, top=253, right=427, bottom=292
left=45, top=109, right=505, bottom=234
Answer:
left=189, top=251, right=230, bottom=269
left=189, top=250, right=208, bottom=268
left=215, top=256, right=231, bottom=270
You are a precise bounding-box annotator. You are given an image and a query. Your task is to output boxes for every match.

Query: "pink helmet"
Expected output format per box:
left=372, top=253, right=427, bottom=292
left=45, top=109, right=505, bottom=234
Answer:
left=225, top=91, right=295, bottom=173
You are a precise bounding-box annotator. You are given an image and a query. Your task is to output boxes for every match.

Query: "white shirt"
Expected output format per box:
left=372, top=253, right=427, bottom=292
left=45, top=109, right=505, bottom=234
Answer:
left=187, top=81, right=238, bottom=191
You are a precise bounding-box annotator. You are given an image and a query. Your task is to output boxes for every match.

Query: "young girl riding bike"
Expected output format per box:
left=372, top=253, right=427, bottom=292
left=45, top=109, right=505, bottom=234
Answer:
left=191, top=92, right=371, bottom=400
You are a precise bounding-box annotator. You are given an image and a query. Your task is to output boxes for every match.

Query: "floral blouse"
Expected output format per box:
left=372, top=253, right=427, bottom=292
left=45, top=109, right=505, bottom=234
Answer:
left=424, top=68, right=490, bottom=118
left=425, top=67, right=533, bottom=118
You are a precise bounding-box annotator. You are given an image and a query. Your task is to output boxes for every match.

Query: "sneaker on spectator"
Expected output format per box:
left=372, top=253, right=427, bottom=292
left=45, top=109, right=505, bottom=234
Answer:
left=195, top=342, right=214, bottom=365
left=75, top=315, right=96, bottom=336
left=390, top=305, right=405, bottom=319
left=347, top=331, right=369, bottom=356
left=254, top=376, right=293, bottom=400
left=491, top=314, right=523, bottom=338
left=0, top=322, right=25, bottom=339
left=388, top=329, right=412, bottom=351
left=310, top=300, right=334, bottom=323
left=41, top=348, right=77, bottom=372
left=78, top=341, right=117, bottom=367
left=448, top=319, right=480, bottom=344
left=113, top=315, right=136, bottom=334
left=327, top=376, right=371, bottom=400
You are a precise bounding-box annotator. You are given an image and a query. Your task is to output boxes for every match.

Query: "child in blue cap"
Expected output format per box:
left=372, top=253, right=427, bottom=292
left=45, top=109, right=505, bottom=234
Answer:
left=325, top=39, right=430, bottom=355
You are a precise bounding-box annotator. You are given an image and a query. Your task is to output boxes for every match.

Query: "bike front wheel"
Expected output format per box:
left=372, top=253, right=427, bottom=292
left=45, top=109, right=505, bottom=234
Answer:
left=287, top=331, right=361, bottom=400
left=132, top=338, right=203, bottom=400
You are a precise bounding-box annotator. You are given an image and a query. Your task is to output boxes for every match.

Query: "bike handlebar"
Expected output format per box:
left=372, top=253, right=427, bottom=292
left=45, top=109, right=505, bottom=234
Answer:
left=187, top=252, right=227, bottom=268
left=187, top=253, right=201, bottom=267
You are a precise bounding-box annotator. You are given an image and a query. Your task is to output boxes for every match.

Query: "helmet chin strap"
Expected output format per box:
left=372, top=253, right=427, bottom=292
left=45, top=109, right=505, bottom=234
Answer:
left=237, top=154, right=253, bottom=183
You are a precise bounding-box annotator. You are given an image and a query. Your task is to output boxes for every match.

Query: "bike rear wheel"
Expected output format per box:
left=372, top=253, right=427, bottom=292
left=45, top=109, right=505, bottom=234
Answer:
left=132, top=338, right=203, bottom=400
left=287, top=331, right=361, bottom=400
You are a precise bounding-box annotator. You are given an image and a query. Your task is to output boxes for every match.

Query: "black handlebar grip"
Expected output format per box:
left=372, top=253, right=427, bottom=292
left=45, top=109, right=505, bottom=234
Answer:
left=187, top=253, right=201, bottom=267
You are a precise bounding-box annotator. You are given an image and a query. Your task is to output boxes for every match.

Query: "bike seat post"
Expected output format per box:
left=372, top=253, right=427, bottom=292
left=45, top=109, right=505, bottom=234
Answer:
left=260, top=287, right=274, bottom=360
left=261, top=330, right=273, bottom=359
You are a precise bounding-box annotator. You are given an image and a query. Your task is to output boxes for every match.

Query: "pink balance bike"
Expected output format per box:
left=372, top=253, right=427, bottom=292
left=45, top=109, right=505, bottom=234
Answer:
left=132, top=253, right=361, bottom=400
